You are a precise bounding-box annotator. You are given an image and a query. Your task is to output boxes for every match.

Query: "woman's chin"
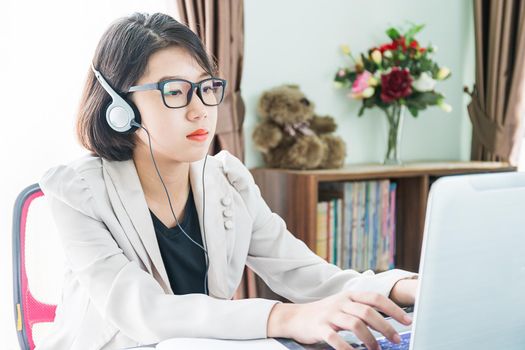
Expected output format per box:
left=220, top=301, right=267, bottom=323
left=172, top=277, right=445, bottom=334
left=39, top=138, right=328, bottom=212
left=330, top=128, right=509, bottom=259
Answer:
left=185, top=146, right=212, bottom=163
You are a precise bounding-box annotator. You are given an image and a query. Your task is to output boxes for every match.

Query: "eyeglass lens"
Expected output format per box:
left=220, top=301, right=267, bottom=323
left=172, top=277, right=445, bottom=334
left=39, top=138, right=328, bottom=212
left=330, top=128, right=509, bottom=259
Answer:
left=162, top=78, right=225, bottom=108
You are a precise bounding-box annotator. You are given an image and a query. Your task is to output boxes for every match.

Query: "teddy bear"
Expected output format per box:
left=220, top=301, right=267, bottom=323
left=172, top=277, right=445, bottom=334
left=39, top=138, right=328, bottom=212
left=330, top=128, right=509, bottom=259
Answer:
left=252, top=85, right=346, bottom=170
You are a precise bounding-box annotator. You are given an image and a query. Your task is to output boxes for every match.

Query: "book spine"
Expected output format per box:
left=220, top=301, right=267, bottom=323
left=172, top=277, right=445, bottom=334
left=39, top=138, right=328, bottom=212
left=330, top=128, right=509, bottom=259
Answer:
left=327, top=200, right=332, bottom=263
left=378, top=180, right=390, bottom=271
left=343, top=182, right=353, bottom=270
left=316, top=201, right=328, bottom=260
left=372, top=181, right=380, bottom=270
left=352, top=183, right=359, bottom=270
left=389, top=182, right=397, bottom=268
left=357, top=182, right=366, bottom=271
left=337, top=198, right=343, bottom=268
left=364, top=182, right=370, bottom=271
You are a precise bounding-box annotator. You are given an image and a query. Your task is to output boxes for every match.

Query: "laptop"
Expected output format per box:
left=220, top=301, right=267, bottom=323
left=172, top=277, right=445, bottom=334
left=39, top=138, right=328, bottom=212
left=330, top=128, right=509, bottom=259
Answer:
left=278, top=171, right=525, bottom=349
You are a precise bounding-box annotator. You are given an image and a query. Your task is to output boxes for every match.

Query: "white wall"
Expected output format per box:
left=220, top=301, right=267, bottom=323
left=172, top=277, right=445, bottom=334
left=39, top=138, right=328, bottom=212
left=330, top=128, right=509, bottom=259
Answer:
left=1, top=1, right=475, bottom=348
left=242, top=0, right=475, bottom=168
left=0, top=2, right=168, bottom=349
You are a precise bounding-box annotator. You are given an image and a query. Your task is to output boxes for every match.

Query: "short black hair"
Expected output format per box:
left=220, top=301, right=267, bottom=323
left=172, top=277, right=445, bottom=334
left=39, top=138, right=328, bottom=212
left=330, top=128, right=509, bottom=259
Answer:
left=76, top=12, right=217, bottom=161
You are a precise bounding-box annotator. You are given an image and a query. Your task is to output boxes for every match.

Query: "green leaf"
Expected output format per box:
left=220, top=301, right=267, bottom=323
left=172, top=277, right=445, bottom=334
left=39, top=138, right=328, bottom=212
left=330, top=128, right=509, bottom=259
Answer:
left=405, top=98, right=425, bottom=111
left=407, top=106, right=419, bottom=117
left=405, top=24, right=425, bottom=42
left=360, top=53, right=375, bottom=73
left=386, top=27, right=401, bottom=40
left=417, top=91, right=442, bottom=105
left=358, top=104, right=366, bottom=117
left=363, top=97, right=375, bottom=108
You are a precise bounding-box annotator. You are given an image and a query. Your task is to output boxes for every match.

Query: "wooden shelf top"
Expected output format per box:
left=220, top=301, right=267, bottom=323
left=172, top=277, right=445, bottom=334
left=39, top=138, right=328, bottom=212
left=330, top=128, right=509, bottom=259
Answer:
left=251, top=160, right=517, bottom=182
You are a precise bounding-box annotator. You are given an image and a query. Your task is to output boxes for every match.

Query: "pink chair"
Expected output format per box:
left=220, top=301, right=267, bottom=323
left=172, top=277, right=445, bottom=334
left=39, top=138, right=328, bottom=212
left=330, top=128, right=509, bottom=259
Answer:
left=13, top=184, right=57, bottom=350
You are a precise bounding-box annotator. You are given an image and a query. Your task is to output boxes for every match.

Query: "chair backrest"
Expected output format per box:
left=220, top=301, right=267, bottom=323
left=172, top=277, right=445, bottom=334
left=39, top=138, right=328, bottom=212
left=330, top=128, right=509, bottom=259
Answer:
left=13, top=184, right=65, bottom=350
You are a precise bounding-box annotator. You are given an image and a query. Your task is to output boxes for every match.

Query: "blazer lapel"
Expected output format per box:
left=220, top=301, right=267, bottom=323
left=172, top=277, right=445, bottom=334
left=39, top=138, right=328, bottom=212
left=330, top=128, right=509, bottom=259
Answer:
left=190, top=156, right=230, bottom=299
left=102, top=156, right=231, bottom=299
left=101, top=158, right=172, bottom=294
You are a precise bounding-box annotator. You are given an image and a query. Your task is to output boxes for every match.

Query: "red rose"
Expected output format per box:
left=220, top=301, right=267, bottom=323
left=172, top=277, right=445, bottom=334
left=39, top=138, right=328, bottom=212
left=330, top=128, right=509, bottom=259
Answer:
left=378, top=36, right=409, bottom=53
left=379, top=43, right=395, bottom=53
left=380, top=67, right=413, bottom=102
left=394, top=37, right=407, bottom=51
left=409, top=39, right=427, bottom=53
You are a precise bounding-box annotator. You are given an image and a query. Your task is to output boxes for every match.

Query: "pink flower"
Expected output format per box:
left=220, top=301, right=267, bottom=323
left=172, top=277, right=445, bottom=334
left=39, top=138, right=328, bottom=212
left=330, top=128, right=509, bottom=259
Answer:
left=351, top=71, right=372, bottom=96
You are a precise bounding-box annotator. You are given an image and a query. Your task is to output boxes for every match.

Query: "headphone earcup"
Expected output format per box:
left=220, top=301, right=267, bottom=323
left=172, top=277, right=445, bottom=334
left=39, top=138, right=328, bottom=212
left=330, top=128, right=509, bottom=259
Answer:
left=126, top=98, right=141, bottom=134
left=105, top=97, right=141, bottom=134
left=91, top=64, right=140, bottom=134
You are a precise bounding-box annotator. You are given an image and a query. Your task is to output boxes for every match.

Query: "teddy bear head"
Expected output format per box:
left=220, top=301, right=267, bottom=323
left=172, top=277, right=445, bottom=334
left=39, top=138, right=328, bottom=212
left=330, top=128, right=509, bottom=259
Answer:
left=256, top=85, right=315, bottom=125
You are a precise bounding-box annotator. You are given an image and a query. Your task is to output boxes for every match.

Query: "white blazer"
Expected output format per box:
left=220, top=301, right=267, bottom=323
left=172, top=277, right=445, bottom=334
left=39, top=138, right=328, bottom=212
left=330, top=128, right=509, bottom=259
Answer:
left=36, top=150, right=417, bottom=350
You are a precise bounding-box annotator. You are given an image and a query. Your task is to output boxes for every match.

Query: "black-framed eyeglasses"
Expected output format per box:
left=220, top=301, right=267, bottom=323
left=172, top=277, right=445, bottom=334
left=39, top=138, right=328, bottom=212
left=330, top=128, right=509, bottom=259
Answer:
left=128, top=77, right=227, bottom=109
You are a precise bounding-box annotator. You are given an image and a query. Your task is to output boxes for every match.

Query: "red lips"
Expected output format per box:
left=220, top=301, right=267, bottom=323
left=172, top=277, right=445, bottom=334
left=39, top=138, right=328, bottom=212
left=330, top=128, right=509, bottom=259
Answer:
left=187, top=128, right=208, bottom=137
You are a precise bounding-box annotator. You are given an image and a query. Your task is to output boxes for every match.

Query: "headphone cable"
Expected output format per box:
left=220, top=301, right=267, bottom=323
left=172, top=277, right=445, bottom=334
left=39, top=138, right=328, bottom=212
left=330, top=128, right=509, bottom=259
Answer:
left=135, top=122, right=210, bottom=295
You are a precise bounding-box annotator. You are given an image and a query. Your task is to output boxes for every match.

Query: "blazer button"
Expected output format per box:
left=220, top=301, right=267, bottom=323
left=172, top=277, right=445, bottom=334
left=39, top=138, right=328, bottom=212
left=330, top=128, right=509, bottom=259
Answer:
left=224, top=220, right=234, bottom=230
left=221, top=196, right=232, bottom=206
left=223, top=209, right=233, bottom=217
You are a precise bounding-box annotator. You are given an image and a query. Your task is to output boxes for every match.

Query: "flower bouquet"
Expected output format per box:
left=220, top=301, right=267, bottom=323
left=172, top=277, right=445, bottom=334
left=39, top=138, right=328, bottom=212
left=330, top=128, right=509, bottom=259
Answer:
left=334, top=24, right=452, bottom=164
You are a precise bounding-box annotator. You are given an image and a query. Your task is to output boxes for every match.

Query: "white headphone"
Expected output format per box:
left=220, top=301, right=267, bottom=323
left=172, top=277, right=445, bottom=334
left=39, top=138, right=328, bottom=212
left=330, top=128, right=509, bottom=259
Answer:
left=90, top=62, right=141, bottom=133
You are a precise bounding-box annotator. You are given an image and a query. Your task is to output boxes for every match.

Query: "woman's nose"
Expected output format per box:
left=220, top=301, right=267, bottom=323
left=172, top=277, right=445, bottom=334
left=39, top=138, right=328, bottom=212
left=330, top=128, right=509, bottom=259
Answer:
left=185, top=88, right=207, bottom=120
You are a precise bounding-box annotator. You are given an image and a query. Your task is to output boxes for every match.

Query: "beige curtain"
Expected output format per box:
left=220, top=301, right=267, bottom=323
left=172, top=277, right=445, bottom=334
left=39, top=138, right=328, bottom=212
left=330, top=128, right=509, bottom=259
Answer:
left=173, top=0, right=246, bottom=161
left=169, top=0, right=259, bottom=300
left=466, top=0, right=525, bottom=164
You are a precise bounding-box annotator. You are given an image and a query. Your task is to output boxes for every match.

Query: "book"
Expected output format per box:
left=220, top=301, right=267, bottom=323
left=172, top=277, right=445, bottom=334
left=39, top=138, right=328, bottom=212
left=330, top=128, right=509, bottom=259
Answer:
left=343, top=182, right=353, bottom=270
left=316, top=201, right=328, bottom=260
left=389, top=182, right=397, bottom=269
left=316, top=180, right=397, bottom=271
left=336, top=198, right=343, bottom=268
left=327, top=200, right=332, bottom=263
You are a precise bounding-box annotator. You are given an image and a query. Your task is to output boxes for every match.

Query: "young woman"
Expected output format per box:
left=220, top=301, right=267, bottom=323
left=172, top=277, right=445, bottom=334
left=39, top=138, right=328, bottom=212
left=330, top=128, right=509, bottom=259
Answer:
left=38, top=12, right=418, bottom=350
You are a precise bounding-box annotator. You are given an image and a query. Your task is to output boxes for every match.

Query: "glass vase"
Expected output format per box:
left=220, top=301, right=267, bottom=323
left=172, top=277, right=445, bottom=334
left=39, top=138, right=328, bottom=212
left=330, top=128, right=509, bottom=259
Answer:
left=383, top=103, right=405, bottom=165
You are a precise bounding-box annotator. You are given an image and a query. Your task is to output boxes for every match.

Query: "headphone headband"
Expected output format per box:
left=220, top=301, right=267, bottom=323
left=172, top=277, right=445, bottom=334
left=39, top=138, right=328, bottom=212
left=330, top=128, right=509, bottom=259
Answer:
left=90, top=62, right=140, bottom=133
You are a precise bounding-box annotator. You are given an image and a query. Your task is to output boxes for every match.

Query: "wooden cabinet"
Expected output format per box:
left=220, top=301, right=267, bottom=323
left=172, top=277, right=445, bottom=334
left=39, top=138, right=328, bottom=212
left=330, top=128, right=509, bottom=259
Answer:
left=250, top=161, right=516, bottom=274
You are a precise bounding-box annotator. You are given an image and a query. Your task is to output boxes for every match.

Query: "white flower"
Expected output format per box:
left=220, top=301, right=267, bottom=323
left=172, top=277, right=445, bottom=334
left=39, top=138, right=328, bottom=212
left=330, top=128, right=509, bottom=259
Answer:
left=371, top=50, right=382, bottom=65
left=333, top=81, right=344, bottom=89
left=349, top=87, right=375, bottom=99
left=362, top=87, right=375, bottom=98
left=412, top=72, right=436, bottom=92
left=383, top=50, right=393, bottom=59
left=438, top=99, right=452, bottom=112
left=368, top=76, right=379, bottom=87
left=437, top=67, right=451, bottom=80
left=355, top=58, right=364, bottom=71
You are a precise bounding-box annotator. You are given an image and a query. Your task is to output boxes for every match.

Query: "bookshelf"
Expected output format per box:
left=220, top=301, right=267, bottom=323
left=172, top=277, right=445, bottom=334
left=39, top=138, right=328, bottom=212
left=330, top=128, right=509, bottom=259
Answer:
left=248, top=161, right=516, bottom=299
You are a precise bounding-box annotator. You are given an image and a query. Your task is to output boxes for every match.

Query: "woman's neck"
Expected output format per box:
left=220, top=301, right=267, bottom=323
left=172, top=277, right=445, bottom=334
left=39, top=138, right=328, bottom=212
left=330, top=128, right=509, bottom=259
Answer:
left=132, top=144, right=190, bottom=206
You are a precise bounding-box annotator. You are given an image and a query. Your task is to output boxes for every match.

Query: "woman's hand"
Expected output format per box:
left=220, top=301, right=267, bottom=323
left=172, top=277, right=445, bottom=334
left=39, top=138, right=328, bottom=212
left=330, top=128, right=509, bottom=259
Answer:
left=267, top=290, right=413, bottom=350
left=388, top=277, right=419, bottom=307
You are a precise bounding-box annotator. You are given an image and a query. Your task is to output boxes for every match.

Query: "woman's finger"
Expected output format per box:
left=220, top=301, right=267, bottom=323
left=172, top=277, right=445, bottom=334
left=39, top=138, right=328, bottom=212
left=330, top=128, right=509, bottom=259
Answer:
left=342, top=302, right=400, bottom=344
left=331, top=313, right=379, bottom=350
left=322, top=327, right=356, bottom=350
left=348, top=291, right=412, bottom=326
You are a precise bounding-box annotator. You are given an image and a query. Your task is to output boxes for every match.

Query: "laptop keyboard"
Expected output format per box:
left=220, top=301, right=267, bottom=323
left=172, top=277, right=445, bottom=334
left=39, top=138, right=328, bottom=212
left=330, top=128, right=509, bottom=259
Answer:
left=275, top=330, right=412, bottom=349
left=377, top=332, right=411, bottom=349
left=349, top=332, right=411, bottom=350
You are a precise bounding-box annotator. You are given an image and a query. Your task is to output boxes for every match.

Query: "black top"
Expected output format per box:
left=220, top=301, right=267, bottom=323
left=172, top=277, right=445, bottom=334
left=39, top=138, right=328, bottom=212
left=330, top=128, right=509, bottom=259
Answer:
left=149, top=187, right=208, bottom=295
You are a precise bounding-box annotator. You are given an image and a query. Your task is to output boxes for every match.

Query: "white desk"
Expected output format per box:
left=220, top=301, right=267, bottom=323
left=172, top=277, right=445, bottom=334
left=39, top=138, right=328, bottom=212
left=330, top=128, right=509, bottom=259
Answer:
left=125, top=313, right=413, bottom=349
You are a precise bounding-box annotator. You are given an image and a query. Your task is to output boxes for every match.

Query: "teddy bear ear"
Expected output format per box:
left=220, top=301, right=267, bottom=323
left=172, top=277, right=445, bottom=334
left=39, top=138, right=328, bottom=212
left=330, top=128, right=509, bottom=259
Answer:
left=257, top=92, right=271, bottom=117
